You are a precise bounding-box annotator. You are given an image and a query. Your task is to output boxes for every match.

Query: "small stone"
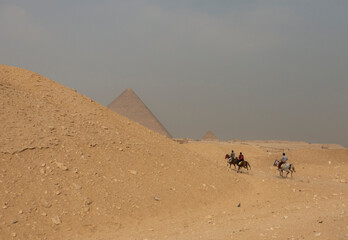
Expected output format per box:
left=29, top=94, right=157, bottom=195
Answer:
left=40, top=199, right=52, bottom=208
left=84, top=198, right=93, bottom=206
left=237, top=203, right=241, bottom=207
left=18, top=210, right=23, bottom=214
left=55, top=162, right=68, bottom=171
left=12, top=233, right=16, bottom=237
left=73, top=183, right=82, bottom=190
left=315, top=232, right=321, bottom=236
left=129, top=170, right=137, bottom=175
left=51, top=216, right=61, bottom=225
left=154, top=196, right=160, bottom=201
left=340, top=179, right=347, bottom=183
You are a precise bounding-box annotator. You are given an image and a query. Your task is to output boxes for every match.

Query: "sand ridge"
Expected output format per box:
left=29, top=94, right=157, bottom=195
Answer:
left=0, top=65, right=246, bottom=239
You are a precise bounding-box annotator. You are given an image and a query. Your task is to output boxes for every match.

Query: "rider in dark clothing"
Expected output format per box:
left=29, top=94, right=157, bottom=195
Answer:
left=238, top=152, right=244, bottom=165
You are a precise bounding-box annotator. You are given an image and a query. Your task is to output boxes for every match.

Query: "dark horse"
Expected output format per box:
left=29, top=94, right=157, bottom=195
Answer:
left=225, top=154, right=238, bottom=169
left=225, top=154, right=251, bottom=173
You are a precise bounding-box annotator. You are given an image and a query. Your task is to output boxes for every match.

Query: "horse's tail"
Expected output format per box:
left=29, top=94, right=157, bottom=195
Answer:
left=247, top=161, right=251, bottom=170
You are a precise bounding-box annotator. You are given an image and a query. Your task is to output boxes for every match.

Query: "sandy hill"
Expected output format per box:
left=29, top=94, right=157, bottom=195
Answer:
left=0, top=65, right=246, bottom=239
left=201, top=131, right=218, bottom=141
left=108, top=88, right=172, bottom=138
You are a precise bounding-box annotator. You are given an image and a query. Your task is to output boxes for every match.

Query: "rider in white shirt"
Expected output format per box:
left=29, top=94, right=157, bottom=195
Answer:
left=281, top=153, right=288, bottom=163
left=279, top=153, right=288, bottom=168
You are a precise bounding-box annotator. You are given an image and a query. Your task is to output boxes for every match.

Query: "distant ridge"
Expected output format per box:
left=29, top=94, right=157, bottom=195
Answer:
left=108, top=88, right=172, bottom=138
left=201, top=131, right=219, bottom=141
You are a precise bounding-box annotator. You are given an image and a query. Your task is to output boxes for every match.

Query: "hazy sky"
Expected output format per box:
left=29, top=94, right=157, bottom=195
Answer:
left=1, top=0, right=347, bottom=146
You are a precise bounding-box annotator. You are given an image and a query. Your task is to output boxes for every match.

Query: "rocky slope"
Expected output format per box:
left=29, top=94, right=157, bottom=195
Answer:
left=0, top=65, right=246, bottom=239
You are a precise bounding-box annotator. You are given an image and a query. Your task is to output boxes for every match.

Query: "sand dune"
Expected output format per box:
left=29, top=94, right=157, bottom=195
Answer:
left=0, top=65, right=246, bottom=239
left=1, top=65, right=347, bottom=239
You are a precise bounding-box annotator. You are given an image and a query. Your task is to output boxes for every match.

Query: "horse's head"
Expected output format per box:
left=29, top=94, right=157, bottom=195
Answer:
left=225, top=154, right=230, bottom=159
left=273, top=160, right=279, bottom=166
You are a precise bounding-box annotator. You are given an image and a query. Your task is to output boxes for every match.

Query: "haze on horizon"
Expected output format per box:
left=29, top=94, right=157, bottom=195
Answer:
left=1, top=0, right=347, bottom=146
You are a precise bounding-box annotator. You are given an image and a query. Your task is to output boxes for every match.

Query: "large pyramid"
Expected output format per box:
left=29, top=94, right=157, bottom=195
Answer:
left=108, top=88, right=172, bottom=138
left=201, top=130, right=219, bottom=141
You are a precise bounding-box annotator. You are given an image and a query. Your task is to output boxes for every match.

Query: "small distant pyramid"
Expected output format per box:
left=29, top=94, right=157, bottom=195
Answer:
left=108, top=89, right=172, bottom=138
left=201, top=131, right=219, bottom=141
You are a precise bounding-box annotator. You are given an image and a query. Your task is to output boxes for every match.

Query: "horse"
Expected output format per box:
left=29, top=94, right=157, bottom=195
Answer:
left=273, top=160, right=296, bottom=177
left=225, top=154, right=238, bottom=169
left=236, top=160, right=251, bottom=173
left=225, top=154, right=251, bottom=172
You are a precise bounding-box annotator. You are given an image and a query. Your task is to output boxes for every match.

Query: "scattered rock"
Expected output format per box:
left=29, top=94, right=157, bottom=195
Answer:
left=73, top=183, right=82, bottom=190
left=154, top=196, right=160, bottom=201
left=129, top=170, right=137, bottom=175
left=55, top=162, right=68, bottom=171
left=51, top=216, right=61, bottom=225
left=40, top=199, right=52, bottom=208
left=237, top=203, right=241, bottom=207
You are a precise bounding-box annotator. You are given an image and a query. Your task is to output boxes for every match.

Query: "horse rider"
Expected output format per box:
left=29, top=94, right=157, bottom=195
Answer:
left=238, top=152, right=244, bottom=165
left=230, top=150, right=235, bottom=160
left=278, top=152, right=288, bottom=169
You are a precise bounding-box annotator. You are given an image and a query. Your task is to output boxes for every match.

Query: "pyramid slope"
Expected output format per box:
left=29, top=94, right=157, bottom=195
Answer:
left=108, top=88, right=172, bottom=138
left=201, top=130, right=219, bottom=141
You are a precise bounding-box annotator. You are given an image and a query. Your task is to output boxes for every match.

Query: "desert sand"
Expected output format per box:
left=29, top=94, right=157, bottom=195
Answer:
left=0, top=65, right=347, bottom=240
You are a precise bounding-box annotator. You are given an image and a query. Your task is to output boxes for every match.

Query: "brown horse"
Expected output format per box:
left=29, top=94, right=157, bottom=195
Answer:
left=225, top=154, right=251, bottom=172
left=225, top=154, right=238, bottom=169
left=236, top=160, right=251, bottom=173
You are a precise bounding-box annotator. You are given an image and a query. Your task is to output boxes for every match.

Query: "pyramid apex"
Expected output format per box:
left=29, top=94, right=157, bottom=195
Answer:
left=201, top=131, right=219, bottom=141
left=108, top=89, right=172, bottom=138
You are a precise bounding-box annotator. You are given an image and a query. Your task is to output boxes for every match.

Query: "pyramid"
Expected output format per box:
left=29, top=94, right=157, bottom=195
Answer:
left=108, top=88, right=172, bottom=138
left=201, top=131, right=219, bottom=141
